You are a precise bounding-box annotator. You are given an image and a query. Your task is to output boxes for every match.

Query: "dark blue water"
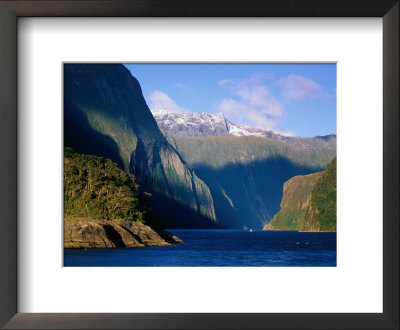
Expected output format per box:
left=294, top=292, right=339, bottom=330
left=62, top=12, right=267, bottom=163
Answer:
left=64, top=230, right=336, bottom=267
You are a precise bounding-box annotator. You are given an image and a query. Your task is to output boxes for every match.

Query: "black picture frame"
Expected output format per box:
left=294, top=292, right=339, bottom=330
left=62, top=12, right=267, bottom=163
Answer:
left=0, top=1, right=398, bottom=329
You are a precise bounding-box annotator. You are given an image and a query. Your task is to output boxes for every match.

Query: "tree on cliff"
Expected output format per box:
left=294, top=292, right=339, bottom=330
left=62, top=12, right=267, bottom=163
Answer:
left=64, top=147, right=157, bottom=226
left=299, top=157, right=337, bottom=232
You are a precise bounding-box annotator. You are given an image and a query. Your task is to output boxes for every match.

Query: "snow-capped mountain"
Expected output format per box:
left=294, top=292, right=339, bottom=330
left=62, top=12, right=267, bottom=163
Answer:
left=151, top=109, right=336, bottom=150
left=151, top=109, right=230, bottom=138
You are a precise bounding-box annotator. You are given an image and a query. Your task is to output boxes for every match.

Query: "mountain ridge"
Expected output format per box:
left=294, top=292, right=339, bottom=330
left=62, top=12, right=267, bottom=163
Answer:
left=152, top=109, right=336, bottom=150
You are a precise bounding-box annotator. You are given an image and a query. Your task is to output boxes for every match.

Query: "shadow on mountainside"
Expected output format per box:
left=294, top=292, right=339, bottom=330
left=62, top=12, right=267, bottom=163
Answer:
left=191, top=156, right=326, bottom=230
left=64, top=102, right=219, bottom=229
left=147, top=191, right=222, bottom=229
left=64, top=108, right=327, bottom=230
left=64, top=100, right=125, bottom=169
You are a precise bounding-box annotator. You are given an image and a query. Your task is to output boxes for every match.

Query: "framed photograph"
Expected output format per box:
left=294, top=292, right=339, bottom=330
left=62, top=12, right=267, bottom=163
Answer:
left=0, top=1, right=398, bottom=329
left=62, top=62, right=337, bottom=268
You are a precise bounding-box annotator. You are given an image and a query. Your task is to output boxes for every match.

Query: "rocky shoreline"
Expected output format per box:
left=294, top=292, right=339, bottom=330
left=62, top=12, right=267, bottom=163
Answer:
left=64, top=217, right=182, bottom=249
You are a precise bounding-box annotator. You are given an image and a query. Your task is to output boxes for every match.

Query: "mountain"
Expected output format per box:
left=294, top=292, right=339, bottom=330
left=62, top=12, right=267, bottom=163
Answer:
left=152, top=109, right=337, bottom=150
left=152, top=109, right=231, bottom=138
left=264, top=157, right=337, bottom=232
left=153, top=110, right=336, bottom=229
left=167, top=135, right=336, bottom=229
left=64, top=148, right=182, bottom=248
left=64, top=64, right=217, bottom=228
left=64, top=64, right=336, bottom=230
left=298, top=157, right=337, bottom=232
left=263, top=172, right=323, bottom=230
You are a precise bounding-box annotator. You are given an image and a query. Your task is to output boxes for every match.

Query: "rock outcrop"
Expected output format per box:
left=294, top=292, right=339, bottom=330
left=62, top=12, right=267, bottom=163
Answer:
left=64, top=218, right=182, bottom=249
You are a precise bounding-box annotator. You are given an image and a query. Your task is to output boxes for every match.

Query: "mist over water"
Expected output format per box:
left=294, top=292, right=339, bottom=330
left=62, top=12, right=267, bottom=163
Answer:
left=64, top=230, right=336, bottom=267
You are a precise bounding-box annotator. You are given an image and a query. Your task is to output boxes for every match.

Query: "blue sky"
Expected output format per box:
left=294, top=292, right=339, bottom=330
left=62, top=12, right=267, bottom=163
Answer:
left=124, top=63, right=336, bottom=137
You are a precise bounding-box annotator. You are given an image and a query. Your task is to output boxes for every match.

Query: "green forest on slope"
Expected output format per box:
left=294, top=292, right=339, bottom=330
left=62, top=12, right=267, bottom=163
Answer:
left=64, top=147, right=154, bottom=225
left=299, top=157, right=337, bottom=232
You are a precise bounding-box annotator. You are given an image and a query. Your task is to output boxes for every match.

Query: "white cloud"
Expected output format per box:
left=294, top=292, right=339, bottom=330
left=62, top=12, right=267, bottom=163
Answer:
left=218, top=72, right=274, bottom=88
left=217, top=79, right=232, bottom=86
left=245, top=72, right=275, bottom=84
left=149, top=90, right=187, bottom=112
left=173, top=83, right=194, bottom=92
left=236, top=85, right=283, bottom=117
left=277, top=74, right=322, bottom=100
left=217, top=98, right=292, bottom=136
left=216, top=74, right=291, bottom=135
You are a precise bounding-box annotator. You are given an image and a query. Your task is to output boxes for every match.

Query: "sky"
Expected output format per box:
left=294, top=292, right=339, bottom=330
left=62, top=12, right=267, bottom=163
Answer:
left=124, top=63, right=336, bottom=137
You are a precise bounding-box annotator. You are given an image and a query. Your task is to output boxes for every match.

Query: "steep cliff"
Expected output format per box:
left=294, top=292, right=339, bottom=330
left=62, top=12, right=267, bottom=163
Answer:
left=298, top=158, right=337, bottom=232
left=64, top=64, right=216, bottom=228
left=263, top=172, right=323, bottom=230
left=264, top=158, right=336, bottom=232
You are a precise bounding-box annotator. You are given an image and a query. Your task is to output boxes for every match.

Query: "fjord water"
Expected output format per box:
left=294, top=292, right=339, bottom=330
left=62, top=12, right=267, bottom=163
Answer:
left=64, top=230, right=336, bottom=267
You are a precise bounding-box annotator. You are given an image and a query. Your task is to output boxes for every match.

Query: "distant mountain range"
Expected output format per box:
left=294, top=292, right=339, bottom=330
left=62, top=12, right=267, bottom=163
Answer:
left=152, top=109, right=337, bottom=150
left=64, top=64, right=336, bottom=230
left=152, top=109, right=336, bottom=229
